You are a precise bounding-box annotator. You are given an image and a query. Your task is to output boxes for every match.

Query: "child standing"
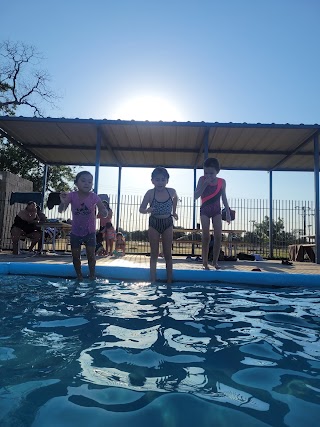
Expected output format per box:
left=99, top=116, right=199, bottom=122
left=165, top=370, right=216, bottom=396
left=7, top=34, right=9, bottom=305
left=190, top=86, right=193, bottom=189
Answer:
left=58, top=171, right=108, bottom=280
left=97, top=200, right=115, bottom=255
left=194, top=158, right=231, bottom=270
left=139, top=167, right=178, bottom=283
left=114, top=232, right=126, bottom=256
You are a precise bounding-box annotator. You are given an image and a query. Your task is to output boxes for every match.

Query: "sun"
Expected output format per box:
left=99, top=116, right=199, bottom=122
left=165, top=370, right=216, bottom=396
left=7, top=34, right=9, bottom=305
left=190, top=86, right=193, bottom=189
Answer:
left=113, top=95, right=183, bottom=122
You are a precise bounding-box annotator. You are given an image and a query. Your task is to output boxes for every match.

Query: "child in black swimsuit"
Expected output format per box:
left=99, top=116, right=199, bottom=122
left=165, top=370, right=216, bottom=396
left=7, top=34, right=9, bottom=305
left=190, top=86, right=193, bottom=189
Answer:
left=139, top=167, right=179, bottom=283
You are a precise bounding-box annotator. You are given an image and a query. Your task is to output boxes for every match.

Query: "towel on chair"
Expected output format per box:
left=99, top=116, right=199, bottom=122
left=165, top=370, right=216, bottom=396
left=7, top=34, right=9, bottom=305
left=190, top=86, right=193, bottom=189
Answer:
left=10, top=192, right=43, bottom=206
left=47, top=192, right=61, bottom=209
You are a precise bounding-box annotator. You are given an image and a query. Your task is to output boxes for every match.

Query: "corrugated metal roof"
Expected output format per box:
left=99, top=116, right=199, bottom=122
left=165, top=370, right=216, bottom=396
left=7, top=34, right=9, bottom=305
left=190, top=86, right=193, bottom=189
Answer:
left=0, top=116, right=319, bottom=171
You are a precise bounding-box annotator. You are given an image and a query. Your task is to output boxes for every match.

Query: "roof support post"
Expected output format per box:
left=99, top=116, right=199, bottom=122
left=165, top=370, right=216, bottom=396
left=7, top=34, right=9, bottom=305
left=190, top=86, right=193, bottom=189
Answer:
left=204, top=128, right=209, bottom=160
left=41, top=164, right=48, bottom=210
left=94, top=126, right=101, bottom=193
left=192, top=168, right=197, bottom=256
left=115, top=166, right=122, bottom=231
left=268, top=171, right=273, bottom=258
left=313, top=133, right=320, bottom=264
left=193, top=168, right=197, bottom=229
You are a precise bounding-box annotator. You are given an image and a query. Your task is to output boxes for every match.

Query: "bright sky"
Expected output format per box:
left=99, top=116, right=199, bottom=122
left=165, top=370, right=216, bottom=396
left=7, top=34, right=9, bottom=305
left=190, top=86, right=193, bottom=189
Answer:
left=2, top=0, right=320, bottom=202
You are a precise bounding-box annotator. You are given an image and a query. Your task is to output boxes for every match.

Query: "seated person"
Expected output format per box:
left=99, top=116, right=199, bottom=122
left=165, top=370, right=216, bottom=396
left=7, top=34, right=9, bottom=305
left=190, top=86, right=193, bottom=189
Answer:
left=11, top=201, right=42, bottom=255
left=114, top=232, right=126, bottom=256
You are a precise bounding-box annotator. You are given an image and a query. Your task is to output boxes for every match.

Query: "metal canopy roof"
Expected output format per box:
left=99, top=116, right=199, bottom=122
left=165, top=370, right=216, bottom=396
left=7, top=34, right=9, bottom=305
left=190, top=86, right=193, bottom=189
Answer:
left=0, top=116, right=320, bottom=171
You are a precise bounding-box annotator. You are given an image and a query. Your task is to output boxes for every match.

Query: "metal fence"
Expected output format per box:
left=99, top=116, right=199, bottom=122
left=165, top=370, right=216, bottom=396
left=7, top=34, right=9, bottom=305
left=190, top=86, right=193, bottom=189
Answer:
left=0, top=193, right=315, bottom=258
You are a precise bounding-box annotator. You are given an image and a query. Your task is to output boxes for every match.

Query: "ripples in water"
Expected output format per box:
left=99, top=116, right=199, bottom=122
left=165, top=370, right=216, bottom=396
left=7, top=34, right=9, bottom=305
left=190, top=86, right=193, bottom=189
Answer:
left=0, top=276, right=319, bottom=427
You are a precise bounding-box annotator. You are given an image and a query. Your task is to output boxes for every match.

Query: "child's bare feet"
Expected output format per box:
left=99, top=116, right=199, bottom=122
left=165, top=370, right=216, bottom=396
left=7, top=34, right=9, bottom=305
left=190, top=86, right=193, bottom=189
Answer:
left=202, top=264, right=210, bottom=270
left=213, top=264, right=222, bottom=270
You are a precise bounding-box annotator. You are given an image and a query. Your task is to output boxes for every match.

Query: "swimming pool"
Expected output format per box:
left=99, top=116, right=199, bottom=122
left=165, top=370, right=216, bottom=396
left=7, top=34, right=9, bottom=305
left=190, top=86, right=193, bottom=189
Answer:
left=0, top=275, right=319, bottom=427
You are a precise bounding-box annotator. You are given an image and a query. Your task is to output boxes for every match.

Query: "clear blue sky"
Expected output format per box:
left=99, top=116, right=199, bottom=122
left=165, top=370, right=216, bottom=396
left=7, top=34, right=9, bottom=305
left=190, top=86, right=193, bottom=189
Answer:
left=2, top=0, right=320, bottom=202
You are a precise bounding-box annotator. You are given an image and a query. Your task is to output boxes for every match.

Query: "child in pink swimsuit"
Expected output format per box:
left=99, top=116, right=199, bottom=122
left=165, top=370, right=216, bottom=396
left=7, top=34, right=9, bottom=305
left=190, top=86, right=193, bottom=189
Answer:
left=194, top=158, right=231, bottom=270
left=97, top=200, right=115, bottom=255
left=59, top=171, right=107, bottom=280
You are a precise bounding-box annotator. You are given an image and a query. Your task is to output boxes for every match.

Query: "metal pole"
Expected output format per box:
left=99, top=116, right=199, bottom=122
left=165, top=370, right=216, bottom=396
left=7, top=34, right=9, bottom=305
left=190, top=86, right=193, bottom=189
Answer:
left=314, top=134, right=320, bottom=263
left=116, top=166, right=122, bottom=231
left=269, top=171, right=273, bottom=258
left=41, top=164, right=48, bottom=210
left=94, top=126, right=101, bottom=193
left=204, top=129, right=209, bottom=160
left=192, top=168, right=197, bottom=256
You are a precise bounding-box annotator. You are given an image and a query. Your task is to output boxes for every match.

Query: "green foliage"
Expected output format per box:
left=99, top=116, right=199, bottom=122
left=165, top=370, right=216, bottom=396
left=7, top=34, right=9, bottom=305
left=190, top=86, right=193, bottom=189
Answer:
left=0, top=82, right=15, bottom=115
left=0, top=40, right=74, bottom=192
left=244, top=216, right=296, bottom=246
left=0, top=139, right=75, bottom=191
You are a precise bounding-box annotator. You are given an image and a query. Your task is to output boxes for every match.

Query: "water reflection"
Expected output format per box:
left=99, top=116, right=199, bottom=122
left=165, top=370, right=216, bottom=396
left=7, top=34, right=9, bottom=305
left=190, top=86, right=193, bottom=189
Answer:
left=0, top=276, right=319, bottom=426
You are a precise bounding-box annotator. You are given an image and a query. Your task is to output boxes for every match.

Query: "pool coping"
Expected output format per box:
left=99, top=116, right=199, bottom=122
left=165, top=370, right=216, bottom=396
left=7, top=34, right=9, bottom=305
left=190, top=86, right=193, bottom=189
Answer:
left=0, top=260, right=319, bottom=287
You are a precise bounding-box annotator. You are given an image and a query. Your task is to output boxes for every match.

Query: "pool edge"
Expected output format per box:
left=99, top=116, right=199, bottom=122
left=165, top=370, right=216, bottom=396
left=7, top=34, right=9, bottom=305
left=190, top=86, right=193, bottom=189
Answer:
left=0, top=262, right=319, bottom=287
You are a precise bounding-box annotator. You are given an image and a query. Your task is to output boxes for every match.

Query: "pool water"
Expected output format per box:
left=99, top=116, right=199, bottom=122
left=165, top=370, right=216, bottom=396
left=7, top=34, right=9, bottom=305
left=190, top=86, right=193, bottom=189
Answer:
left=0, top=276, right=319, bottom=427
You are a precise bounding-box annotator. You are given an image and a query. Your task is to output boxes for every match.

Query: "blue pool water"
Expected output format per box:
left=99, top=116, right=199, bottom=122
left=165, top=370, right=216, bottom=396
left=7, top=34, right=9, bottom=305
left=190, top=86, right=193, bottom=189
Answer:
left=0, top=276, right=319, bottom=427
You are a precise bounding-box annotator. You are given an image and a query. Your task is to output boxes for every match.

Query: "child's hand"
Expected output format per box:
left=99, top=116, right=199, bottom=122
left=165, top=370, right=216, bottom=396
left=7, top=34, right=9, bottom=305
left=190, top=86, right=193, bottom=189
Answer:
left=204, top=176, right=214, bottom=186
left=146, top=207, right=154, bottom=214
left=173, top=213, right=179, bottom=220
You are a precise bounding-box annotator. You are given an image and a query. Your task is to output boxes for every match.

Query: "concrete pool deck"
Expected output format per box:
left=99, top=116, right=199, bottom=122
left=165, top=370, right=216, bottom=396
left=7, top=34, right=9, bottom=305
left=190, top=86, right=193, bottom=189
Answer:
left=0, top=251, right=319, bottom=286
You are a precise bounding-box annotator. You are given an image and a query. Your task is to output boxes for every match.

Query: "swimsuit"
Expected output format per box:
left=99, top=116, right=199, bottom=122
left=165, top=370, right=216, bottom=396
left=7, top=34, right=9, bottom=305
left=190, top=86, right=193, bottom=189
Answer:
left=149, top=189, right=174, bottom=234
left=11, top=215, right=40, bottom=235
left=200, top=177, right=223, bottom=219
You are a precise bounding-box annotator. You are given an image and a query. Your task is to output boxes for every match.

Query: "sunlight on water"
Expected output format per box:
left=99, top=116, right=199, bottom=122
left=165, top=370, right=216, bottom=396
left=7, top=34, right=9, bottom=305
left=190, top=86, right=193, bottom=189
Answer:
left=0, top=276, right=319, bottom=427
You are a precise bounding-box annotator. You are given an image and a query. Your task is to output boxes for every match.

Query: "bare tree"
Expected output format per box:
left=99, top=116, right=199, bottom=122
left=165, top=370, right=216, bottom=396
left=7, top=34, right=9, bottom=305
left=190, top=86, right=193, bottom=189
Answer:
left=0, top=40, right=59, bottom=116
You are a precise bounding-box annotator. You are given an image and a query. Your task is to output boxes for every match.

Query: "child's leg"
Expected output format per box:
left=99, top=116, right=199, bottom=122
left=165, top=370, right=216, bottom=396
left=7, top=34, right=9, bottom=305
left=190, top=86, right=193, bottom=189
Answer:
left=86, top=246, right=96, bottom=279
left=211, top=215, right=223, bottom=269
left=148, top=227, right=160, bottom=282
left=200, top=215, right=211, bottom=269
left=108, top=238, right=114, bottom=254
left=71, top=247, right=83, bottom=279
left=162, top=226, right=173, bottom=283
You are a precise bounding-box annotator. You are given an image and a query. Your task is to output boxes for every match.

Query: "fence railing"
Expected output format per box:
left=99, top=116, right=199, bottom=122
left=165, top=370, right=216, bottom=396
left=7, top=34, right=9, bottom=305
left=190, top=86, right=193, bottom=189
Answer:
left=0, top=193, right=316, bottom=258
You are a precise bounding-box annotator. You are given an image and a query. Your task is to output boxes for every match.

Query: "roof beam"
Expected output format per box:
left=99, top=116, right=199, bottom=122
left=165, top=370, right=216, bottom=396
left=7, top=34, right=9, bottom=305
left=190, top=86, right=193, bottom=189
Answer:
left=270, top=130, right=320, bottom=171
left=0, top=129, right=47, bottom=164
left=99, top=126, right=122, bottom=167
left=192, top=128, right=210, bottom=168
left=24, top=143, right=316, bottom=157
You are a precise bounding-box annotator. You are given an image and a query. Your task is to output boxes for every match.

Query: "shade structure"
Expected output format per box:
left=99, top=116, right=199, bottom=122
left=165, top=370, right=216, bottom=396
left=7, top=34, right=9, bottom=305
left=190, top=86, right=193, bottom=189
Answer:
left=0, top=116, right=319, bottom=171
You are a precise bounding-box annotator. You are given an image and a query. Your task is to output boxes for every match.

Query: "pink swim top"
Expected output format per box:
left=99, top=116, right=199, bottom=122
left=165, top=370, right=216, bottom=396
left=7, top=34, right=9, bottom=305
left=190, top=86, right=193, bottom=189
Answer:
left=200, top=177, right=223, bottom=205
left=200, top=177, right=223, bottom=219
left=65, top=191, right=101, bottom=236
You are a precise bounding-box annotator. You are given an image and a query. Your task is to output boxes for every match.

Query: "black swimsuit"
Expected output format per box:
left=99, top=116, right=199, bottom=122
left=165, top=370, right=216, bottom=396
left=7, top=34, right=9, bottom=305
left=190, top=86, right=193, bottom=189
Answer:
left=12, top=215, right=40, bottom=234
left=149, top=189, right=174, bottom=234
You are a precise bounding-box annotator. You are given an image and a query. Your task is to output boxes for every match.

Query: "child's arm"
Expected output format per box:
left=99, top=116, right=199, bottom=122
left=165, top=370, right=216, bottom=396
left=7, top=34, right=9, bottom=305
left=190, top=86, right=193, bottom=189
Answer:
left=194, top=176, right=209, bottom=200
left=171, top=189, right=179, bottom=220
left=221, top=180, right=231, bottom=224
left=58, top=192, right=70, bottom=213
left=139, top=190, right=154, bottom=214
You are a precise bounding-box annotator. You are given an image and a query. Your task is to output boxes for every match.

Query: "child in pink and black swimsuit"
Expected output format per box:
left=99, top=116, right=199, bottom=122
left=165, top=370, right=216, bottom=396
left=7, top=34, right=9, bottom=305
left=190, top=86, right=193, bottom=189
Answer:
left=194, top=158, right=231, bottom=270
left=58, top=171, right=107, bottom=280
